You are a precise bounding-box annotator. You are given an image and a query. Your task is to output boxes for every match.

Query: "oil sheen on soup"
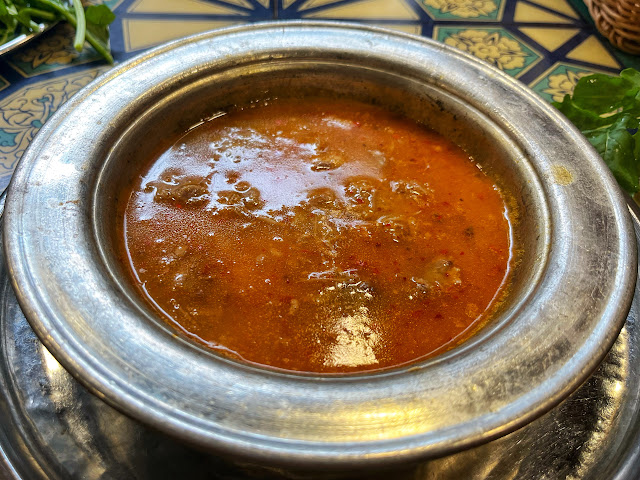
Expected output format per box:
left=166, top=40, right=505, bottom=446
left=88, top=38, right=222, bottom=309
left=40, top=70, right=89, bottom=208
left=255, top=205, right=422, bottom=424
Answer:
left=119, top=97, right=513, bottom=373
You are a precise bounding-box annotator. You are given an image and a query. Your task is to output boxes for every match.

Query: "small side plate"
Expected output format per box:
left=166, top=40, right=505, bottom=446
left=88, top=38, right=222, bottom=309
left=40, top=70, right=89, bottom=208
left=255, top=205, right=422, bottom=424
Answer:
left=0, top=23, right=55, bottom=57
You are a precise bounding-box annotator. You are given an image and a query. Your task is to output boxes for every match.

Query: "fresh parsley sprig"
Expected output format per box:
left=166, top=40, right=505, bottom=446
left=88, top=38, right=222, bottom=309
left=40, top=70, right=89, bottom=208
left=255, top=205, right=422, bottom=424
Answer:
left=0, top=0, right=115, bottom=63
left=554, top=68, right=640, bottom=193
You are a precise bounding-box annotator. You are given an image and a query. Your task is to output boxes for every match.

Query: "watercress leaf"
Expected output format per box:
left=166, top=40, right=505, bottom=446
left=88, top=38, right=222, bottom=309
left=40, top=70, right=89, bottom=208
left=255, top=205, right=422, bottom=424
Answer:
left=554, top=94, right=613, bottom=130
left=621, top=87, right=640, bottom=113
left=584, top=115, right=640, bottom=193
left=15, top=8, right=34, bottom=28
left=613, top=113, right=637, bottom=132
left=84, top=4, right=114, bottom=46
left=85, top=4, right=114, bottom=26
left=572, top=73, right=634, bottom=114
left=621, top=68, right=640, bottom=88
left=85, top=20, right=108, bottom=45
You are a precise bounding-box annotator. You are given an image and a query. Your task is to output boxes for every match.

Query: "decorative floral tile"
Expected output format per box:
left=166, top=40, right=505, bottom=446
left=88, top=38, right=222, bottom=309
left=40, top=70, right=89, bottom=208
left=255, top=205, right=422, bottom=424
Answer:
left=0, top=68, right=107, bottom=190
left=434, top=27, right=542, bottom=77
left=418, top=0, right=506, bottom=21
left=529, top=63, right=611, bottom=103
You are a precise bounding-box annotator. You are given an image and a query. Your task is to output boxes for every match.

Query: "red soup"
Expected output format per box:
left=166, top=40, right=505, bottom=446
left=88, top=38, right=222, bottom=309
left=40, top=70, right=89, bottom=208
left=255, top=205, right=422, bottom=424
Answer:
left=118, top=97, right=514, bottom=373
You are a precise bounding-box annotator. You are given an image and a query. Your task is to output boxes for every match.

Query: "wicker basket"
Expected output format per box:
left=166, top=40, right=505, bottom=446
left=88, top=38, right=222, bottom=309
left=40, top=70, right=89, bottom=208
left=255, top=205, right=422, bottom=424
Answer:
left=584, top=0, right=640, bottom=55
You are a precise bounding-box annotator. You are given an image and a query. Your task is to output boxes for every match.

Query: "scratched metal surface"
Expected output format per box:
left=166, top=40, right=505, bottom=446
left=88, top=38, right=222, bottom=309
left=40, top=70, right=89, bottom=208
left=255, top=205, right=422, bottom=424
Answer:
left=0, top=211, right=639, bottom=480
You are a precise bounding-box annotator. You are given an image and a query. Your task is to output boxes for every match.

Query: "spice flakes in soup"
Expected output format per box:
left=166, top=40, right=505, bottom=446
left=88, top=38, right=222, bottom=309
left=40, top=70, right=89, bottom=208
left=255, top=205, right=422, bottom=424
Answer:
left=119, top=97, right=514, bottom=373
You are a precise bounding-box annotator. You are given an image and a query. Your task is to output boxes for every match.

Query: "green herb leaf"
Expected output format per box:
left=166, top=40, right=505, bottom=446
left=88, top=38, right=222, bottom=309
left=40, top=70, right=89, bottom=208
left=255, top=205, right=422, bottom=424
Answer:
left=85, top=6, right=111, bottom=45
left=555, top=68, right=640, bottom=193
left=553, top=94, right=612, bottom=130
left=571, top=73, right=636, bottom=114
left=1, top=0, right=114, bottom=63
left=584, top=115, right=639, bottom=193
left=85, top=4, right=114, bottom=26
left=621, top=68, right=640, bottom=87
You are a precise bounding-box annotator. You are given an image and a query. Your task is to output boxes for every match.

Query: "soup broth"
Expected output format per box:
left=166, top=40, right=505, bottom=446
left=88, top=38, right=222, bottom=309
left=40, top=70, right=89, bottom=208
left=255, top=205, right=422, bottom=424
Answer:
left=119, top=97, right=513, bottom=373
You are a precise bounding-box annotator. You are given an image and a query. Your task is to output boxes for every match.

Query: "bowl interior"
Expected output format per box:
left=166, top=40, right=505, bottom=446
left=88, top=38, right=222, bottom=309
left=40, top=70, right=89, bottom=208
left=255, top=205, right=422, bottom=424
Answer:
left=95, top=64, right=545, bottom=366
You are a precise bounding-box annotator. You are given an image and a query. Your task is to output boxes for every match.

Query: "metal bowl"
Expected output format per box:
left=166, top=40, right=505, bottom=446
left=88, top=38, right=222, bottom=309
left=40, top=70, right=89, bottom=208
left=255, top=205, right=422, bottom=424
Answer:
left=2, top=22, right=636, bottom=470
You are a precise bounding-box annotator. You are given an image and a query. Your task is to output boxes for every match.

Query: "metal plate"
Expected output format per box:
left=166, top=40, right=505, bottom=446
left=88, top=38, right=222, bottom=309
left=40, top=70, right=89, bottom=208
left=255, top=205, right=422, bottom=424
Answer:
left=0, top=203, right=639, bottom=479
left=0, top=23, right=55, bottom=57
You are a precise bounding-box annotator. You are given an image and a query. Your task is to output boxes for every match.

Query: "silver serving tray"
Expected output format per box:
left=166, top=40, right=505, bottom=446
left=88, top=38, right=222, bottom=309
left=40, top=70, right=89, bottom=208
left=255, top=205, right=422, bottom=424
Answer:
left=0, top=189, right=639, bottom=479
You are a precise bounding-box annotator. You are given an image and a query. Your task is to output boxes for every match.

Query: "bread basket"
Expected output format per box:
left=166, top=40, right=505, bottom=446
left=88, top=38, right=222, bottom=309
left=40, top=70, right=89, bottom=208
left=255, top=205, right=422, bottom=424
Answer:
left=585, top=0, right=640, bottom=54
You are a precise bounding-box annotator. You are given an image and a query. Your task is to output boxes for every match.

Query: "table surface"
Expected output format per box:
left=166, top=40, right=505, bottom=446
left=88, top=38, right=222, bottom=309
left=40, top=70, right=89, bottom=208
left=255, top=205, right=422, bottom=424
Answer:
left=0, top=0, right=638, bottom=192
